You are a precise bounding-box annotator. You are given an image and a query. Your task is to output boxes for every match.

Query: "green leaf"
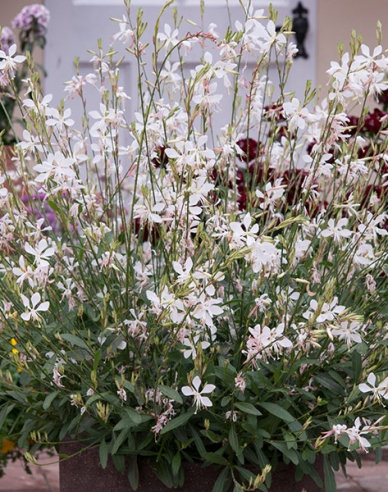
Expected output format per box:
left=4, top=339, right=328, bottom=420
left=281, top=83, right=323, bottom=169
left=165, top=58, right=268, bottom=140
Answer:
left=271, top=442, right=299, bottom=465
left=190, top=425, right=207, bottom=456
left=229, top=426, right=239, bottom=453
left=112, top=428, right=130, bottom=455
left=127, top=455, right=139, bottom=490
left=112, top=454, right=125, bottom=474
left=158, top=385, right=183, bottom=404
left=60, top=333, right=90, bottom=351
left=160, top=408, right=195, bottom=435
left=125, top=407, right=143, bottom=425
left=43, top=391, right=59, bottom=410
left=375, top=446, right=383, bottom=464
left=235, top=466, right=257, bottom=484
left=48, top=200, right=58, bottom=212
left=153, top=459, right=173, bottom=488
left=0, top=404, right=15, bottom=430
left=351, top=350, right=362, bottom=381
left=99, top=438, right=108, bottom=469
left=123, top=380, right=135, bottom=394
left=258, top=402, right=295, bottom=423
left=172, top=451, right=181, bottom=476
left=221, top=396, right=231, bottom=407
left=288, top=420, right=307, bottom=441
left=200, top=429, right=221, bottom=443
left=93, top=349, right=102, bottom=371
left=203, top=452, right=229, bottom=466
left=212, top=467, right=231, bottom=492
left=324, top=455, right=337, bottom=492
left=314, top=374, right=345, bottom=396
left=235, top=402, right=262, bottom=416
left=113, top=418, right=136, bottom=431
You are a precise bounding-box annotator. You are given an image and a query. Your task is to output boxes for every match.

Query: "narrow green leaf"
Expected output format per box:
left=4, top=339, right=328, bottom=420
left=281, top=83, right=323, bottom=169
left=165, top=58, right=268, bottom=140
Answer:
left=324, top=455, right=337, bottom=492
left=203, top=452, right=229, bottom=466
left=0, top=404, right=15, bottom=430
left=99, top=438, right=108, bottom=469
left=270, top=442, right=299, bottom=465
left=112, top=428, right=130, bottom=455
left=48, top=200, right=58, bottom=212
left=351, top=350, right=362, bottom=382
left=112, top=454, right=125, bottom=474
left=127, top=455, right=139, bottom=490
left=229, top=426, right=239, bottom=453
left=60, top=333, right=90, bottom=351
left=158, top=385, right=183, bottom=404
left=113, top=418, right=136, bottom=431
left=137, top=433, right=153, bottom=451
left=153, top=459, right=173, bottom=488
left=43, top=391, right=59, bottom=410
left=125, top=407, right=142, bottom=425
left=212, top=467, right=231, bottom=492
left=93, top=349, right=102, bottom=371
left=314, top=374, right=345, bottom=396
left=235, top=402, right=262, bottom=416
left=190, top=425, right=207, bottom=457
left=258, top=402, right=294, bottom=423
left=375, top=446, right=383, bottom=464
left=172, top=451, right=181, bottom=476
left=160, top=408, right=195, bottom=435
left=123, top=380, right=135, bottom=393
left=221, top=396, right=231, bottom=407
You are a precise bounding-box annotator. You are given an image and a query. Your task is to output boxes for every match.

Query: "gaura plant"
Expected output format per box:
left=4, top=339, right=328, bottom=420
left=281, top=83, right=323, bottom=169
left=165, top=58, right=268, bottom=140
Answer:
left=0, top=1, right=388, bottom=491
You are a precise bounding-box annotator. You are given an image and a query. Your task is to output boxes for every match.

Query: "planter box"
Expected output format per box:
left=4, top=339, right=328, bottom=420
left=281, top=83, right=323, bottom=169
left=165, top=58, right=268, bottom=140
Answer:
left=59, top=440, right=325, bottom=492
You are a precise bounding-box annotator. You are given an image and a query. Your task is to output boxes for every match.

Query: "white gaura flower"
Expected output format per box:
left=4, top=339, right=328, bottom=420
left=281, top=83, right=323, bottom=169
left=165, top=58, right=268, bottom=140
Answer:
left=331, top=321, right=362, bottom=347
left=192, top=293, right=224, bottom=327
left=359, top=372, right=388, bottom=402
left=157, top=23, right=179, bottom=50
left=111, top=15, right=134, bottom=46
left=24, top=238, right=55, bottom=267
left=303, top=297, right=346, bottom=323
left=181, top=376, right=215, bottom=413
left=0, top=44, right=26, bottom=78
left=282, top=97, right=311, bottom=131
left=172, top=257, right=193, bottom=283
left=182, top=335, right=210, bottom=360
left=34, top=152, right=76, bottom=184
left=260, top=20, right=287, bottom=55
left=320, top=218, right=353, bottom=243
left=12, top=255, right=35, bottom=287
left=21, top=292, right=50, bottom=321
left=192, top=82, right=223, bottom=111
left=46, top=108, right=74, bottom=131
left=230, top=212, right=259, bottom=247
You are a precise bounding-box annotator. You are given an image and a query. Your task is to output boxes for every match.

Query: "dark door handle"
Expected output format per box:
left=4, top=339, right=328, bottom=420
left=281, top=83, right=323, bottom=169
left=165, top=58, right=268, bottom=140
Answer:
left=292, top=2, right=309, bottom=59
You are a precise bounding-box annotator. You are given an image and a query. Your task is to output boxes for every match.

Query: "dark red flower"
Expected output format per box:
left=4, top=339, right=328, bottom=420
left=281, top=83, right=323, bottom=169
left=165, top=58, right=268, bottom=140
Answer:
left=152, top=146, right=169, bottom=168
left=362, top=108, right=386, bottom=134
left=236, top=138, right=260, bottom=162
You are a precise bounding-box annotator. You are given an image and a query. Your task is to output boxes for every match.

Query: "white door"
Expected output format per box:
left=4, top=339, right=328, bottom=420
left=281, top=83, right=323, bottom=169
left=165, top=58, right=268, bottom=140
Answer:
left=45, top=0, right=317, bottom=134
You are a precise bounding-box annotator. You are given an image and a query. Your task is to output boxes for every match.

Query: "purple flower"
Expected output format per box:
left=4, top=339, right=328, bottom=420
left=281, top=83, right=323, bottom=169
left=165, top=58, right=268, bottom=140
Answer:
left=12, top=4, right=50, bottom=35
left=0, top=27, right=15, bottom=54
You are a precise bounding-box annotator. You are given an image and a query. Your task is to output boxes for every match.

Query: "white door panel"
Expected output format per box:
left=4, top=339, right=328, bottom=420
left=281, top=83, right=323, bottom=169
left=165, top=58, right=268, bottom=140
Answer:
left=45, top=1, right=316, bottom=136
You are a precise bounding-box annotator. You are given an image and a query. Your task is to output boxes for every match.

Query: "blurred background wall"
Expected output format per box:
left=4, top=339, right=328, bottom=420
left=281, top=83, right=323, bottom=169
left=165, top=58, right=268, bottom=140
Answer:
left=2, top=0, right=388, bottom=100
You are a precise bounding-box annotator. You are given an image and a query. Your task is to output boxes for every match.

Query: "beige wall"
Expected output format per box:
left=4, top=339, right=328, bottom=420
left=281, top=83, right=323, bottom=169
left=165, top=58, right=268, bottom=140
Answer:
left=317, top=0, right=388, bottom=94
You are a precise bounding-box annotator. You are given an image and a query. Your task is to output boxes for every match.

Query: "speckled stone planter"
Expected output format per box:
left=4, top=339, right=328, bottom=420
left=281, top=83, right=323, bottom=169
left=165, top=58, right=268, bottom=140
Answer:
left=59, top=440, right=325, bottom=492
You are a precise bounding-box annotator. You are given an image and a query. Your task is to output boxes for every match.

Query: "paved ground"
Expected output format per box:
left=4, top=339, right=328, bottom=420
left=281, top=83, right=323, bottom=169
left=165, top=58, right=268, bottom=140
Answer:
left=0, top=452, right=387, bottom=491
